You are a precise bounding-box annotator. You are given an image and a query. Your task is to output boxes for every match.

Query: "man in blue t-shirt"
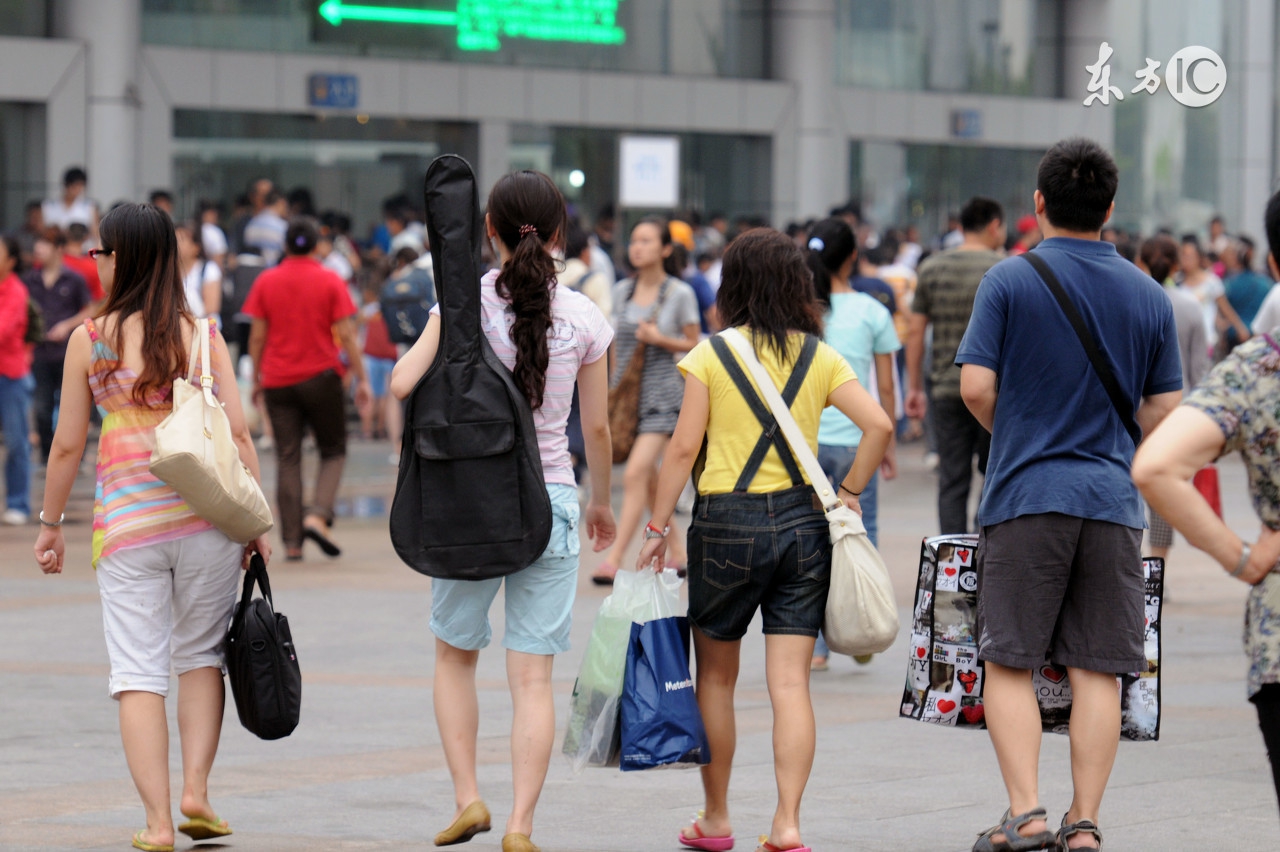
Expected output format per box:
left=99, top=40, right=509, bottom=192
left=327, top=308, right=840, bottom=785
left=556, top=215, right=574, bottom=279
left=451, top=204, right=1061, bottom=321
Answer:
left=956, top=138, right=1183, bottom=852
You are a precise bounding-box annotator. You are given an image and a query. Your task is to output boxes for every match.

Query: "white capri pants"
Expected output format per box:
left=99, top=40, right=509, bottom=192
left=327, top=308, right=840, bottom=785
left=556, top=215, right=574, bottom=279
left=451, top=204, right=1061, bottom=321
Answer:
left=96, top=528, right=242, bottom=699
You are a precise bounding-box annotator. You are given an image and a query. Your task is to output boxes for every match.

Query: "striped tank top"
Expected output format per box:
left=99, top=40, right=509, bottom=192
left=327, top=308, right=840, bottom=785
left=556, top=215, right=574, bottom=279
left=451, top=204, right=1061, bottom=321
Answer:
left=86, top=318, right=220, bottom=567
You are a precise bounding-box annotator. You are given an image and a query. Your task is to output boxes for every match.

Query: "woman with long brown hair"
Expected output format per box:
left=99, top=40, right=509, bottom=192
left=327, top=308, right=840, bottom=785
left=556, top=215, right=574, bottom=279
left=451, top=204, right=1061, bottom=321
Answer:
left=593, top=218, right=701, bottom=583
left=33, top=202, right=270, bottom=852
left=638, top=229, right=892, bottom=852
left=390, top=170, right=616, bottom=852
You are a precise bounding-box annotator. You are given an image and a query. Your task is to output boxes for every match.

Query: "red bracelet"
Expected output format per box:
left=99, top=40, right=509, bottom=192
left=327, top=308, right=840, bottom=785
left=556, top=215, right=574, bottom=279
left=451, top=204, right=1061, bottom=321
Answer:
left=644, top=521, right=670, bottom=539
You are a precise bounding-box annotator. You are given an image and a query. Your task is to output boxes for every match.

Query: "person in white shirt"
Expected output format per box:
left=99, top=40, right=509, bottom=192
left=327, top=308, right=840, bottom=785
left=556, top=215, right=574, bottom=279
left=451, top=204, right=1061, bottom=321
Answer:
left=1178, top=234, right=1249, bottom=353
left=176, top=222, right=222, bottom=324
left=199, top=200, right=228, bottom=269
left=42, top=167, right=98, bottom=238
left=1252, top=276, right=1280, bottom=335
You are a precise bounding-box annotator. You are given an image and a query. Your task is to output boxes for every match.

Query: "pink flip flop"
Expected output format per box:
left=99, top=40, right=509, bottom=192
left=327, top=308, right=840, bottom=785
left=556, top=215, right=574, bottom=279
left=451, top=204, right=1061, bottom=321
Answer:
left=756, top=838, right=811, bottom=852
left=678, top=813, right=734, bottom=851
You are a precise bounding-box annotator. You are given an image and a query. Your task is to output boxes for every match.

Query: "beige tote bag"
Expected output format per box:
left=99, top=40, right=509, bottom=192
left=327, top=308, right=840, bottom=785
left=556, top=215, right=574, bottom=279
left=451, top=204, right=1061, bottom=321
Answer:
left=150, top=319, right=273, bottom=543
left=720, top=329, right=899, bottom=656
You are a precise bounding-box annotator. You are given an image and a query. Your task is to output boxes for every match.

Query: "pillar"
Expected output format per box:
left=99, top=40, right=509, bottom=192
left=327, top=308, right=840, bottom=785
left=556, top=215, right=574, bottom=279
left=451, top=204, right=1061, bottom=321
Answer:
left=771, top=0, right=843, bottom=223
left=53, top=0, right=142, bottom=207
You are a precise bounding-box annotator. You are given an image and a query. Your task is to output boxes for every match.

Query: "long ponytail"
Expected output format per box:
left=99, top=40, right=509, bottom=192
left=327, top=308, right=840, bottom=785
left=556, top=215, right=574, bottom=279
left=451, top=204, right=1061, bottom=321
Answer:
left=486, top=171, right=568, bottom=410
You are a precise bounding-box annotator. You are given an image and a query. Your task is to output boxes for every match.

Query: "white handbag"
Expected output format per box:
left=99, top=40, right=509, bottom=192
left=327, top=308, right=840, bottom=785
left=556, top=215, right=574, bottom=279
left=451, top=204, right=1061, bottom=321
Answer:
left=150, top=319, right=274, bottom=544
left=720, top=329, right=899, bottom=656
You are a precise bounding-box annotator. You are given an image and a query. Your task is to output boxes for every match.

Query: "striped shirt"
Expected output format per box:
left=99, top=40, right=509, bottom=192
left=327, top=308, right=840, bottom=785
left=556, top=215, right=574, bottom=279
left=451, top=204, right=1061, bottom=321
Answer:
left=85, top=318, right=220, bottom=567
left=431, top=269, right=613, bottom=485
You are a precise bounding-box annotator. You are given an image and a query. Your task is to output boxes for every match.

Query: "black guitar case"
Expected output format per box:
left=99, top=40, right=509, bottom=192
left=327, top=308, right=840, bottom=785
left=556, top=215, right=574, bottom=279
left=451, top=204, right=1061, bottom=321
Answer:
left=389, top=155, right=552, bottom=579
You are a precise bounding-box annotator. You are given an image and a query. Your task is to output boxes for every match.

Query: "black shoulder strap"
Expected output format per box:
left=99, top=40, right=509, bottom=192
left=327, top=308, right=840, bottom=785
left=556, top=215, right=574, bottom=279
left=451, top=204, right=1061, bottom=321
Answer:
left=709, top=334, right=818, bottom=490
left=1021, top=252, right=1142, bottom=447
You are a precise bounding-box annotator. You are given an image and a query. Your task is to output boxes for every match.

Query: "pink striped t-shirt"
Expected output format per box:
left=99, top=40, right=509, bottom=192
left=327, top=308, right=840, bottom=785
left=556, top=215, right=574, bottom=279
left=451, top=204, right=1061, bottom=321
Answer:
left=432, top=268, right=613, bottom=485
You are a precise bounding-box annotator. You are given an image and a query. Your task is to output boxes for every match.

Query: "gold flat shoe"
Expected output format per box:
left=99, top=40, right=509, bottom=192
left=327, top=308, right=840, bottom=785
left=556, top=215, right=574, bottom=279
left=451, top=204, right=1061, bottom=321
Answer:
left=502, top=832, right=541, bottom=852
left=434, top=800, right=491, bottom=846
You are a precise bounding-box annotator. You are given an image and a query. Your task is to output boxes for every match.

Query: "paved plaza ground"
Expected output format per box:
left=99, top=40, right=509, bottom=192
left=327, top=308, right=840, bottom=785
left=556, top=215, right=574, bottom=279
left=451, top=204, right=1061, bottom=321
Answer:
left=1, top=439, right=1277, bottom=851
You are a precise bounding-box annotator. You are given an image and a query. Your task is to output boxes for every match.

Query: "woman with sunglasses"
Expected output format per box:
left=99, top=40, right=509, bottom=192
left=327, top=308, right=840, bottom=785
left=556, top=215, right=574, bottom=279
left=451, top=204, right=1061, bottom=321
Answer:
left=34, top=203, right=270, bottom=852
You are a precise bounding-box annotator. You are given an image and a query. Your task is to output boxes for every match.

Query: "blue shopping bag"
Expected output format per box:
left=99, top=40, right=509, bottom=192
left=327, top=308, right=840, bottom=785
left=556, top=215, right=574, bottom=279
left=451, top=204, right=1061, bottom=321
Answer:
left=619, top=616, right=711, bottom=771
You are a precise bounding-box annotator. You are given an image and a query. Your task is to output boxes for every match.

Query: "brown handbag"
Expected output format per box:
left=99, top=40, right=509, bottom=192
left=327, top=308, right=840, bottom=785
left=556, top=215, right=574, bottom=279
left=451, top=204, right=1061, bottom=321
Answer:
left=607, top=279, right=672, bottom=464
left=607, top=339, right=647, bottom=463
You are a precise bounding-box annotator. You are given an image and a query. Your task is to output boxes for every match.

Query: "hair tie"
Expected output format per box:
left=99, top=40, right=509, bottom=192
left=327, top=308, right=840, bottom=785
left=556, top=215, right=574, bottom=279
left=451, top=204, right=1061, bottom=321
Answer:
left=808, top=236, right=825, bottom=252
left=294, top=235, right=308, bottom=247
left=519, top=224, right=538, bottom=238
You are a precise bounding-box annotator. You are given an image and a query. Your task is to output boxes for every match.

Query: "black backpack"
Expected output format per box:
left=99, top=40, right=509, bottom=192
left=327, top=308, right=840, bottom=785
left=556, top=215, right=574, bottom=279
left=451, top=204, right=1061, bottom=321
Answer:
left=389, top=154, right=551, bottom=579
left=224, top=554, right=301, bottom=740
left=380, top=264, right=435, bottom=345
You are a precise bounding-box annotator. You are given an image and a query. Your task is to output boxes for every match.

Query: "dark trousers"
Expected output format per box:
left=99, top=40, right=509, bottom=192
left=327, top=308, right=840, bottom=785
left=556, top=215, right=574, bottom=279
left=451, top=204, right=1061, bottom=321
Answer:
left=263, top=370, right=348, bottom=548
left=933, top=394, right=990, bottom=535
left=1255, top=683, right=1280, bottom=810
left=31, top=359, right=63, bottom=463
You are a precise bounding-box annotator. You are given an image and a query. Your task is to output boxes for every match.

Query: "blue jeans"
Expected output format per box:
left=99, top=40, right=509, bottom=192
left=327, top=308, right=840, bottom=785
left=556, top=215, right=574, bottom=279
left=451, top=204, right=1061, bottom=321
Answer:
left=813, top=443, right=879, bottom=659
left=0, top=374, right=33, bottom=514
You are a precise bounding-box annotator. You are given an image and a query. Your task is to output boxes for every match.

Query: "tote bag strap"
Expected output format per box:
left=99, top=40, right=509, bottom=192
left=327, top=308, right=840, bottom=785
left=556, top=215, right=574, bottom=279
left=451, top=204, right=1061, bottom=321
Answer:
left=183, top=317, right=216, bottom=387
left=719, top=328, right=839, bottom=512
left=184, top=322, right=202, bottom=384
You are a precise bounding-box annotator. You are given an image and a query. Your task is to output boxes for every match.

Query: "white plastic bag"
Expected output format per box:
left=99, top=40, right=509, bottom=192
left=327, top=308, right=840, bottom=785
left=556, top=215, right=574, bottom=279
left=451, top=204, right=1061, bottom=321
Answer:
left=563, top=568, right=682, bottom=772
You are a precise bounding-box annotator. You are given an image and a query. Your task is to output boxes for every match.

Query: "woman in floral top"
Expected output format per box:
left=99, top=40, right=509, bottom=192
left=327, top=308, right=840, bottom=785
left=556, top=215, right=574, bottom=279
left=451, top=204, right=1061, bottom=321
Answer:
left=1133, top=319, right=1280, bottom=807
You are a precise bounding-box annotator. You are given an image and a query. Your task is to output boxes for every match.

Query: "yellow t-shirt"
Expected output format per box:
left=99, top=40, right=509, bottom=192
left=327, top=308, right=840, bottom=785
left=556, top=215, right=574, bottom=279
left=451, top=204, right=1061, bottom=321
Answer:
left=678, top=330, right=857, bottom=494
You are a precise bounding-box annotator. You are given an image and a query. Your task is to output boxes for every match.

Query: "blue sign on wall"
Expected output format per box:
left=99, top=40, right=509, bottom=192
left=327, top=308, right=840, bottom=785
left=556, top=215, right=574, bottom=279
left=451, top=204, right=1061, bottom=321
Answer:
left=308, top=73, right=359, bottom=109
left=950, top=109, right=983, bottom=139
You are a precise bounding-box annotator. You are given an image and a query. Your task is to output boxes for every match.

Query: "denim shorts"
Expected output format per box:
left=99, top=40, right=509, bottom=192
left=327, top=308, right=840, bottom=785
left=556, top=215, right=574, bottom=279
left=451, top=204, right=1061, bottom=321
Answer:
left=430, top=483, right=581, bottom=655
left=687, top=485, right=831, bottom=641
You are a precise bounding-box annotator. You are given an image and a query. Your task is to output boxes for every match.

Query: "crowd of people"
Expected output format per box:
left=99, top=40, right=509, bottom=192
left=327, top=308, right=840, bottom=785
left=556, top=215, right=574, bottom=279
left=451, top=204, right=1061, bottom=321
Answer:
left=6, top=135, right=1280, bottom=852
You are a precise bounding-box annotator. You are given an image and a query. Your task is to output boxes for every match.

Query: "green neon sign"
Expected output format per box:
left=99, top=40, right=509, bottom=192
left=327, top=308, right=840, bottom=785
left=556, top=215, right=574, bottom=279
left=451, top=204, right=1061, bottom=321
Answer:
left=318, top=0, right=627, bottom=52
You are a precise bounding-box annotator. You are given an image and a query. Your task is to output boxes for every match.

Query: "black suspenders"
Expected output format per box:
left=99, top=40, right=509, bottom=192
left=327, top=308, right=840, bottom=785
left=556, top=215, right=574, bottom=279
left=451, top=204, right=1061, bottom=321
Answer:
left=709, top=334, right=818, bottom=492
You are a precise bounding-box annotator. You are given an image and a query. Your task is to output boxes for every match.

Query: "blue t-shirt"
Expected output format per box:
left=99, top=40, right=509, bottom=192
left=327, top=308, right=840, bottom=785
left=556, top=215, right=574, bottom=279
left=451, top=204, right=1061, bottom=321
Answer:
left=818, top=292, right=900, bottom=448
left=1224, top=271, right=1275, bottom=344
left=851, top=274, right=898, bottom=316
left=955, top=237, right=1182, bottom=529
left=686, top=271, right=716, bottom=334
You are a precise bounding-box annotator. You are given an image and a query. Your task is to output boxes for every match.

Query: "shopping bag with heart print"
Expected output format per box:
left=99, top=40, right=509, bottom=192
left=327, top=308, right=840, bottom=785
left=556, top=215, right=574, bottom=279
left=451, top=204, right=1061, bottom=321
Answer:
left=898, top=534, right=1163, bottom=742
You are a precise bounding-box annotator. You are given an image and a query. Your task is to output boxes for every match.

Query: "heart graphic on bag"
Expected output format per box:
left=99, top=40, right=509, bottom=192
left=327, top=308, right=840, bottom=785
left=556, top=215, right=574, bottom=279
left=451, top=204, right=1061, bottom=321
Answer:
left=961, top=705, right=985, bottom=724
left=944, top=566, right=957, bottom=576
left=1041, top=666, right=1066, bottom=684
left=957, top=670, right=979, bottom=694
left=958, top=549, right=971, bottom=562
left=916, top=647, right=928, bottom=659
left=937, top=699, right=957, bottom=713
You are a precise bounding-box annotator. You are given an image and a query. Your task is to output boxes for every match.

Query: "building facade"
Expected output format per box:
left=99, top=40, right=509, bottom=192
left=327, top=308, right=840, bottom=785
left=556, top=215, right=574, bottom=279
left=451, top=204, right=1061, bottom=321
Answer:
left=0, top=0, right=1271, bottom=241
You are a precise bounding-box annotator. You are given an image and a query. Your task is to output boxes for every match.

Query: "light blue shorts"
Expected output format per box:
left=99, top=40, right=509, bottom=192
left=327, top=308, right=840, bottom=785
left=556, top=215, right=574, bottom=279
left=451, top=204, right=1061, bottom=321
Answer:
left=430, top=483, right=581, bottom=656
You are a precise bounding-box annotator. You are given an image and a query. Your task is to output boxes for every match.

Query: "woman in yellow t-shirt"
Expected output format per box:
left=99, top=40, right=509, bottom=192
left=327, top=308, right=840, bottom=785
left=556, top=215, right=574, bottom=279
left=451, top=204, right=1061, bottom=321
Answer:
left=637, top=229, right=893, bottom=852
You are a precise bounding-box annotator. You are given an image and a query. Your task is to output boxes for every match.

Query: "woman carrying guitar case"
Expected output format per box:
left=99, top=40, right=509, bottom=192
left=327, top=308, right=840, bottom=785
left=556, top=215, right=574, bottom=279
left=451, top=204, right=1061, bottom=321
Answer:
left=389, top=159, right=616, bottom=852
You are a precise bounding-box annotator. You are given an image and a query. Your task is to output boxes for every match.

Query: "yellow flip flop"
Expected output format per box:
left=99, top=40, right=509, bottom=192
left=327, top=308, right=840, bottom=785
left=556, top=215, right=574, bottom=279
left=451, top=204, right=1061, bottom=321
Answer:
left=131, top=831, right=173, bottom=852
left=177, top=815, right=233, bottom=841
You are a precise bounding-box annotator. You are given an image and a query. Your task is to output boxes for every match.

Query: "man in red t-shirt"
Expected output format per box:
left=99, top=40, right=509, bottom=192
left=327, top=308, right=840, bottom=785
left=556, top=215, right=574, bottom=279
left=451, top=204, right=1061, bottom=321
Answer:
left=243, top=219, right=371, bottom=561
left=0, top=235, right=33, bottom=524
